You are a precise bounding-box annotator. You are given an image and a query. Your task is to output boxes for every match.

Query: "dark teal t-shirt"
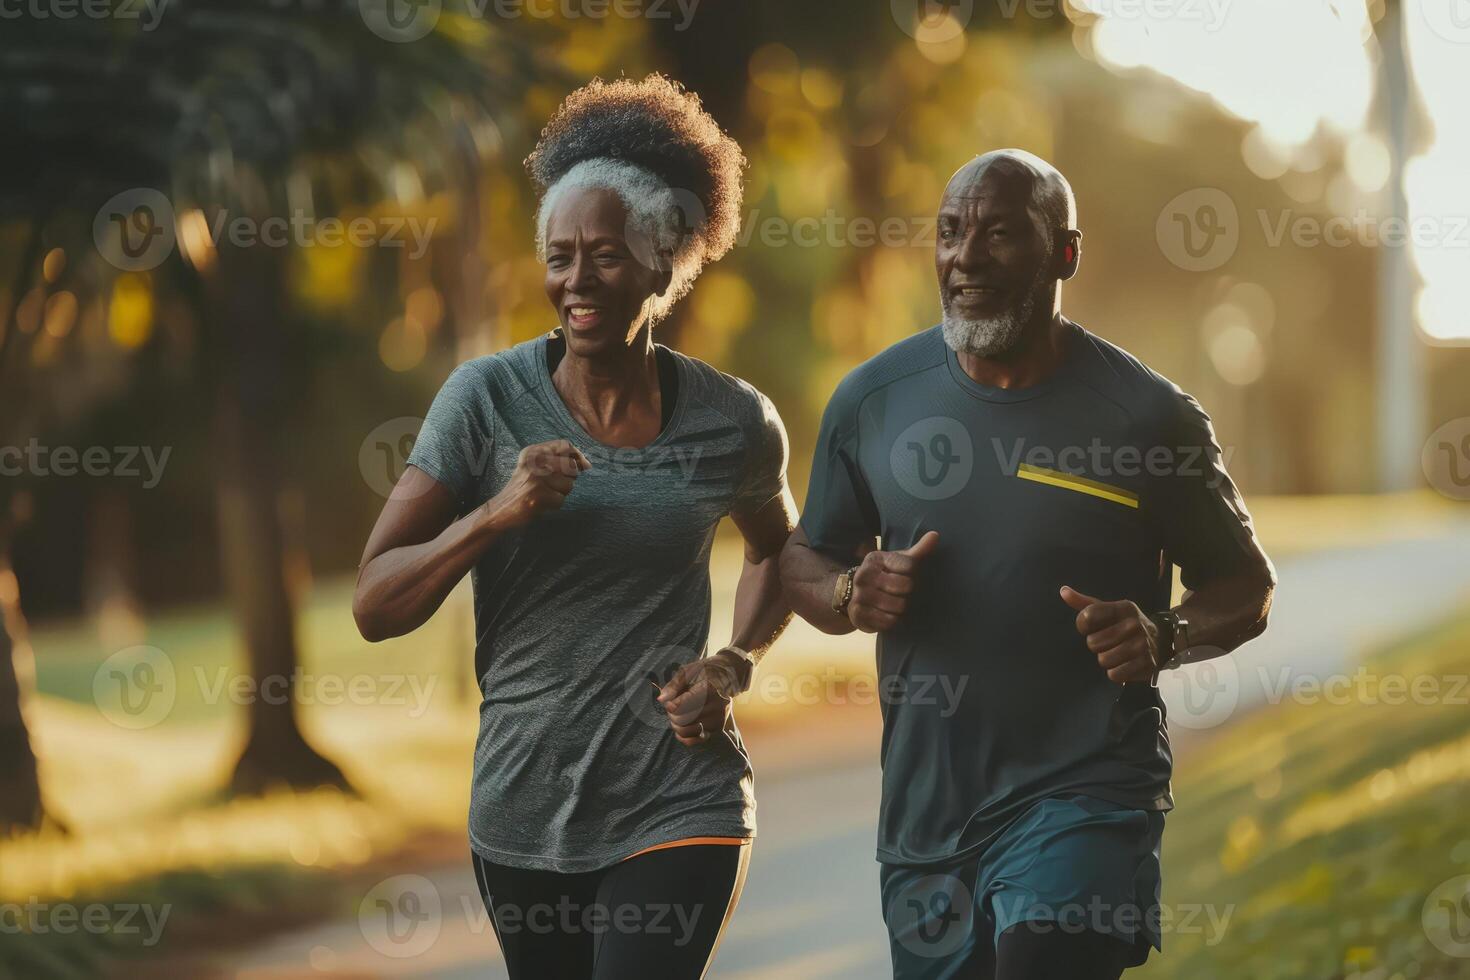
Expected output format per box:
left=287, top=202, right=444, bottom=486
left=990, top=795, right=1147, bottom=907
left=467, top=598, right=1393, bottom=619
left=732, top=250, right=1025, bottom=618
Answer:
left=799, top=321, right=1263, bottom=868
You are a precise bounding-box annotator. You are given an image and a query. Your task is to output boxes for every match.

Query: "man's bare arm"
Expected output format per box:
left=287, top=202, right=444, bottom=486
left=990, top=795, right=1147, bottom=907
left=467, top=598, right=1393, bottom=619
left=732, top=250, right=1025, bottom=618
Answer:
left=1171, top=557, right=1277, bottom=662
left=779, top=526, right=860, bottom=635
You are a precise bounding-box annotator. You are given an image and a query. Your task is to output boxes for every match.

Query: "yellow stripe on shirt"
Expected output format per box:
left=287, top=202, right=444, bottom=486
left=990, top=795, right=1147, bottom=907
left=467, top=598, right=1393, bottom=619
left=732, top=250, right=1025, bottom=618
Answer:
left=1015, top=463, right=1140, bottom=509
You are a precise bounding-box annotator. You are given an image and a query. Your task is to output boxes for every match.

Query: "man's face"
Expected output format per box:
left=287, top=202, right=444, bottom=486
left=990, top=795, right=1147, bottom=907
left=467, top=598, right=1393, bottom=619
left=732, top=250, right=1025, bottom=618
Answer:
left=934, top=166, right=1054, bottom=357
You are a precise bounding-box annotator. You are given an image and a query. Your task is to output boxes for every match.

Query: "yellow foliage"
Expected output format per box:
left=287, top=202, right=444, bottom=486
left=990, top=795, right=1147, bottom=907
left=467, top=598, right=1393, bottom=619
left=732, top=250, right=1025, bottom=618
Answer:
left=107, top=274, right=153, bottom=349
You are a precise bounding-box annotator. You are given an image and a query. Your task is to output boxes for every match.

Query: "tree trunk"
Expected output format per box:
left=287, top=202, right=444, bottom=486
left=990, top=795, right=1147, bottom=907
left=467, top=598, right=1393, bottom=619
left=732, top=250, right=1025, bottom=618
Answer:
left=202, top=227, right=348, bottom=795
left=0, top=213, right=52, bottom=835
left=0, top=539, right=62, bottom=835
left=0, top=608, right=44, bottom=833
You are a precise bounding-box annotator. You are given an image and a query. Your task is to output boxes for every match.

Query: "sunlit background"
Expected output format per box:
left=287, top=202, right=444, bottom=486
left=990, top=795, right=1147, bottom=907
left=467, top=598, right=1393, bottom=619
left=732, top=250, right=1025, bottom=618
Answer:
left=2, top=1, right=1469, bottom=977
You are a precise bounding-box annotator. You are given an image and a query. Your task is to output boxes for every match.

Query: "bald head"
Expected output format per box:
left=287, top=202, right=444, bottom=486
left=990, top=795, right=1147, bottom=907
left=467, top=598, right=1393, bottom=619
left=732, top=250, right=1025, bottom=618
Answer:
left=943, top=149, right=1076, bottom=250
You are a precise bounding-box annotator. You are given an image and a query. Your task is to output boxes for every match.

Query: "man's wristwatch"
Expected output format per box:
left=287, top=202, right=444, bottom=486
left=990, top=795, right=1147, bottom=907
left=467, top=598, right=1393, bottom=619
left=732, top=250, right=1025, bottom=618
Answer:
left=712, top=645, right=756, bottom=694
left=1149, top=611, right=1190, bottom=671
left=832, top=566, right=859, bottom=615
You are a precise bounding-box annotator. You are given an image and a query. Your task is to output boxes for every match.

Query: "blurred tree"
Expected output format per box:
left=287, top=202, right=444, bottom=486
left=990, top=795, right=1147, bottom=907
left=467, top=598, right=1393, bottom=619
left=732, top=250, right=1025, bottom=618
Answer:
left=0, top=563, right=54, bottom=835
left=0, top=1, right=552, bottom=797
left=0, top=218, right=54, bottom=832
left=644, top=1, right=1064, bottom=445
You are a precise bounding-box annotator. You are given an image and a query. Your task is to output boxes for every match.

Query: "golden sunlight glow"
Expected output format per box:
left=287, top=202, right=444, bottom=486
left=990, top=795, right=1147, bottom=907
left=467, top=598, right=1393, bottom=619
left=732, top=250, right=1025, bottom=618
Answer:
left=1404, top=4, right=1470, bottom=343
left=914, top=12, right=968, bottom=64
left=43, top=291, right=77, bottom=339
left=1079, top=0, right=1374, bottom=145
left=41, top=247, right=65, bottom=284
left=177, top=208, right=217, bottom=274
left=379, top=315, right=427, bottom=372
left=1081, top=0, right=1470, bottom=343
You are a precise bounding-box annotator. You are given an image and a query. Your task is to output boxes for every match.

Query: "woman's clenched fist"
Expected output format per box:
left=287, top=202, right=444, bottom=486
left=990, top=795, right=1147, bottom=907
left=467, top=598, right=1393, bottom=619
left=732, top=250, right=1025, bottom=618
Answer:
left=487, top=439, right=591, bottom=529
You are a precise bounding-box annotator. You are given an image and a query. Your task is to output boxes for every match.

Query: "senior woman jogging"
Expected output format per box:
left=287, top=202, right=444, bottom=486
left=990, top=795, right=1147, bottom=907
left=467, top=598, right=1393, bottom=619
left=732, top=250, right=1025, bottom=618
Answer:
left=352, top=75, right=796, bottom=979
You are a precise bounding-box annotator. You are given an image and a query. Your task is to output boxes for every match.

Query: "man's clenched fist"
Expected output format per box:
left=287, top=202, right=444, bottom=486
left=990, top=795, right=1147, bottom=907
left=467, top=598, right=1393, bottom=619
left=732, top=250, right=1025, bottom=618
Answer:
left=848, top=531, right=939, bottom=633
left=1060, top=586, right=1159, bottom=684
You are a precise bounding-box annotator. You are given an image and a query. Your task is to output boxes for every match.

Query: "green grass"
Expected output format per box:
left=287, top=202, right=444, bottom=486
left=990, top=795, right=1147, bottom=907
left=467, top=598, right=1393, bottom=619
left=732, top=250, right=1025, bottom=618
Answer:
left=1136, top=609, right=1470, bottom=980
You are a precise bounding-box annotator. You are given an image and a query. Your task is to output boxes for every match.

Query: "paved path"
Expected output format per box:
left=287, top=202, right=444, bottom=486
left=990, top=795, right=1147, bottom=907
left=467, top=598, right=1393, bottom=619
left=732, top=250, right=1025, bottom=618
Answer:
left=199, top=525, right=1470, bottom=979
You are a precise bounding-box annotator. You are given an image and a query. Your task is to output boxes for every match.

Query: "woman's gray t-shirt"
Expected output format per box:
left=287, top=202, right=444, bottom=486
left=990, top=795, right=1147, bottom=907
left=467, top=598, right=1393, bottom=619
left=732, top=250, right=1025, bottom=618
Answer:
left=407, top=328, right=788, bottom=872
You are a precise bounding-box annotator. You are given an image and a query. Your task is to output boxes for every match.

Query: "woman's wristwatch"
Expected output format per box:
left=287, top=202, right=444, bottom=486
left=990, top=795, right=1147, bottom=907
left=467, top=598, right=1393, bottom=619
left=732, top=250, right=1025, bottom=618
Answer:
left=712, top=645, right=756, bottom=694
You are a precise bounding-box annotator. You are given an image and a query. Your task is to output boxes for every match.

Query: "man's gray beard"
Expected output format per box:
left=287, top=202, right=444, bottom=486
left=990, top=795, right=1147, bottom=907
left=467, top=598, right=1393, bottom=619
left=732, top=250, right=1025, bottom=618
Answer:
left=941, top=287, right=1035, bottom=357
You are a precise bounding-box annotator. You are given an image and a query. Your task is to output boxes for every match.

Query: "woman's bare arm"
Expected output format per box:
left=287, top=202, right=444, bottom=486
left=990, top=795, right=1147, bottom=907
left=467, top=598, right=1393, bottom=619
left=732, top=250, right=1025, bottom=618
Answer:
left=353, top=441, right=589, bottom=642
left=659, top=487, right=797, bottom=746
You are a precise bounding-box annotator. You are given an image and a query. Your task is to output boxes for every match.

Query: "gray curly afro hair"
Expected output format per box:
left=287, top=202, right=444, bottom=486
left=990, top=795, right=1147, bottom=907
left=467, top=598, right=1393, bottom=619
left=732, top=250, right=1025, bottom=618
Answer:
left=526, top=74, right=747, bottom=321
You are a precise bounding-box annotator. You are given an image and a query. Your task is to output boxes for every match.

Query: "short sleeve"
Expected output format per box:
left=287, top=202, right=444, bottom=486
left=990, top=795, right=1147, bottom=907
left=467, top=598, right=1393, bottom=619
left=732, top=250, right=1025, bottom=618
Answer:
left=406, top=360, right=494, bottom=512
left=798, top=378, right=880, bottom=562
left=1152, top=388, right=1270, bottom=590
left=734, top=389, right=790, bottom=512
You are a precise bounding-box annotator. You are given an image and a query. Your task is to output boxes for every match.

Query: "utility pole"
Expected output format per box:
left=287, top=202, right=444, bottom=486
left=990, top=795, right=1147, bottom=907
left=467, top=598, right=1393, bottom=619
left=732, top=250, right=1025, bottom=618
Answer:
left=1375, top=0, right=1425, bottom=491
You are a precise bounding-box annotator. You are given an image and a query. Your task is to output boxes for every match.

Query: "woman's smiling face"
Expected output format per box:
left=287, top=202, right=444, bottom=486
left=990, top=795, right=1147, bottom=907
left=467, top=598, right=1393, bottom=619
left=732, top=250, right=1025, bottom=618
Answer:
left=543, top=186, right=672, bottom=356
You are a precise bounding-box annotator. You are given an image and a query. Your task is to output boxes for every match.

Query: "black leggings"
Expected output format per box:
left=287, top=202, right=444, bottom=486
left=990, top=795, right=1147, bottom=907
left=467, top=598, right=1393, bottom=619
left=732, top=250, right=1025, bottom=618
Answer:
left=471, top=843, right=750, bottom=980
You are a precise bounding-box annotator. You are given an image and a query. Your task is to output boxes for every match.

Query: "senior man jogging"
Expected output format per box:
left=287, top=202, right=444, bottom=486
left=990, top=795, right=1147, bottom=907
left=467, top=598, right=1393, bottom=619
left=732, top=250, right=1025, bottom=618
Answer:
left=780, top=149, right=1276, bottom=979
